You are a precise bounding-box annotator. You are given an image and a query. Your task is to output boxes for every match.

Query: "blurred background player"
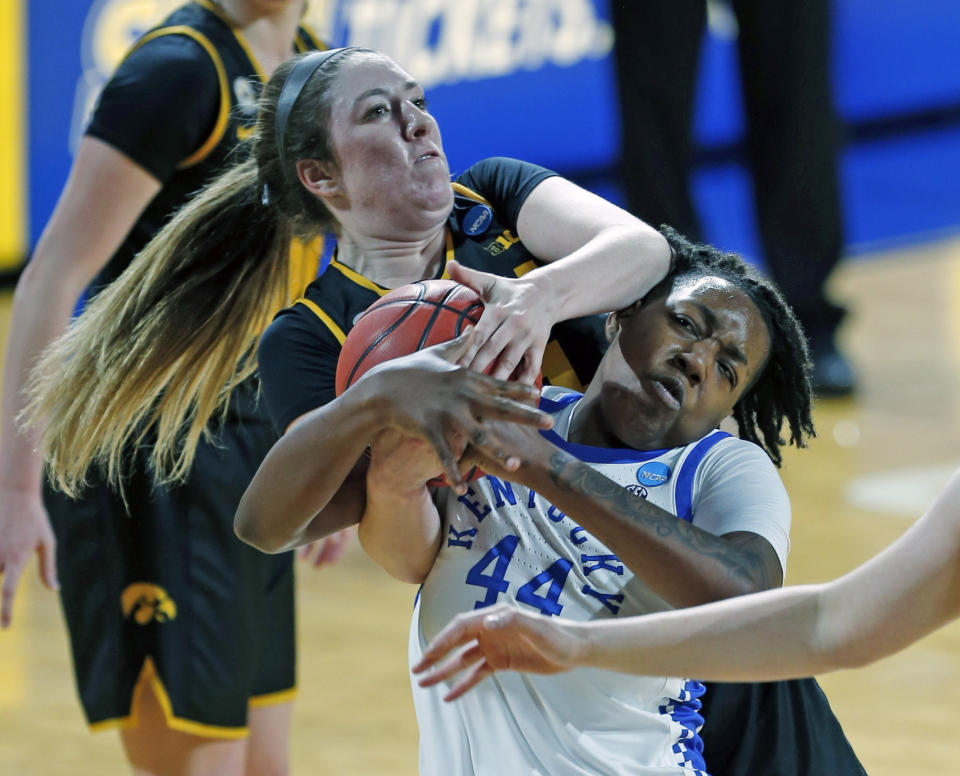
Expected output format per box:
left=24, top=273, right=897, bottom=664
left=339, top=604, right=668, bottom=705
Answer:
left=4, top=2, right=960, bottom=774
left=0, top=2, right=343, bottom=774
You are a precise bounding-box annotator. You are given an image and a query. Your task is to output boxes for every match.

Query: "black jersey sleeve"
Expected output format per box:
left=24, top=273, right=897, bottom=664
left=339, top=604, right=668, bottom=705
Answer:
left=454, top=157, right=557, bottom=231
left=85, top=33, right=220, bottom=182
left=258, top=307, right=341, bottom=433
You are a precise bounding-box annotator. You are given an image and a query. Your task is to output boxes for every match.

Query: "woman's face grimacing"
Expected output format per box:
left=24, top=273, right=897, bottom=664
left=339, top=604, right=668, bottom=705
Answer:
left=596, top=276, right=772, bottom=451
left=306, top=53, right=453, bottom=238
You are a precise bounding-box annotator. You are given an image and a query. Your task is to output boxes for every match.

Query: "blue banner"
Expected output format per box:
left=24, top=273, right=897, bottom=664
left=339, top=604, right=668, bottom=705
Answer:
left=24, top=0, right=960, bottom=254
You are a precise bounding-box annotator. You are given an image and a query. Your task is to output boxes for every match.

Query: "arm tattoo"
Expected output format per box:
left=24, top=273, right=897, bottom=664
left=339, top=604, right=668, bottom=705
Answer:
left=546, top=452, right=778, bottom=592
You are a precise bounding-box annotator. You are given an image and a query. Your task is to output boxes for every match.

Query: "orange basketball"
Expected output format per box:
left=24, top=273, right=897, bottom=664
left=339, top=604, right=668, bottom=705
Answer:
left=336, top=279, right=486, bottom=487
left=336, top=279, right=543, bottom=487
left=335, top=279, right=484, bottom=395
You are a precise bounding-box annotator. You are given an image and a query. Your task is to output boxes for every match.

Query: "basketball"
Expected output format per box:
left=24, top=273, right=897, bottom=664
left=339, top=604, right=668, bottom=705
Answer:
left=335, top=279, right=486, bottom=487
left=335, top=279, right=484, bottom=395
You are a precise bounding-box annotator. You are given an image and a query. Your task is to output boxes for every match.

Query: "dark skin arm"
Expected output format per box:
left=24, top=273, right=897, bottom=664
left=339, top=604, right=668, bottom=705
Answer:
left=235, top=384, right=376, bottom=553
left=468, top=423, right=783, bottom=608
left=234, top=334, right=550, bottom=553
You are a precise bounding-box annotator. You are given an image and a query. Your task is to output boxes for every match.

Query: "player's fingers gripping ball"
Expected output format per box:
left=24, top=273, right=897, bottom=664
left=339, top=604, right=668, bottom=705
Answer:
left=335, top=279, right=537, bottom=487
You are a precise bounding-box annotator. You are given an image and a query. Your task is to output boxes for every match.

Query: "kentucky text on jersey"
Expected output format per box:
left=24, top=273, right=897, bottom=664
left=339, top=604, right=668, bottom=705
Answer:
left=452, top=475, right=628, bottom=616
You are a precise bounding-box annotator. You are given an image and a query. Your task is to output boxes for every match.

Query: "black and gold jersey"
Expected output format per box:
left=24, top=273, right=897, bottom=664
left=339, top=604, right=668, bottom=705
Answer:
left=258, top=156, right=609, bottom=433
left=85, top=0, right=325, bottom=295
left=51, top=7, right=324, bottom=734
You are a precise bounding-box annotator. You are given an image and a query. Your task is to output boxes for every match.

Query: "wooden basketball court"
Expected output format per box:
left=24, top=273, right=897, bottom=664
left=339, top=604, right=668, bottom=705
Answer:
left=1, top=236, right=958, bottom=774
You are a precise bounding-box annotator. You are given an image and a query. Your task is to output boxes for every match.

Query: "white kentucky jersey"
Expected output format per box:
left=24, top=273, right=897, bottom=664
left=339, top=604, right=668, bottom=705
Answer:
left=411, top=387, right=791, bottom=776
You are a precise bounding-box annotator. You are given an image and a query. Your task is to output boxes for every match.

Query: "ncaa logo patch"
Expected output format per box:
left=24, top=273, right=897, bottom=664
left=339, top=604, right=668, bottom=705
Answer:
left=462, top=204, right=493, bottom=236
left=636, top=461, right=671, bottom=487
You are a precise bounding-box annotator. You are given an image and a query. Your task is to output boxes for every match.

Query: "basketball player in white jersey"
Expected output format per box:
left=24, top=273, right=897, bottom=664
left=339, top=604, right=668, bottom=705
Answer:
left=359, top=227, right=827, bottom=775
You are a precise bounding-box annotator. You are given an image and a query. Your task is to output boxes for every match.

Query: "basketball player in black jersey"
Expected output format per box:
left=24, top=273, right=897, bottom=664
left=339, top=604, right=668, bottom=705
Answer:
left=0, top=3, right=334, bottom=773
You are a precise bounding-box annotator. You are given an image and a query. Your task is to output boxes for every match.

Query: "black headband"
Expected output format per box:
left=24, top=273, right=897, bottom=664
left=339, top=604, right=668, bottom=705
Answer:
left=275, top=47, right=354, bottom=170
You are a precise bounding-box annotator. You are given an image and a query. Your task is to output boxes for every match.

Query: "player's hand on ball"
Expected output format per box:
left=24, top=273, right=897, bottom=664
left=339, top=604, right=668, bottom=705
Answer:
left=412, top=603, right=584, bottom=701
left=447, top=260, right=554, bottom=384
left=357, top=330, right=552, bottom=493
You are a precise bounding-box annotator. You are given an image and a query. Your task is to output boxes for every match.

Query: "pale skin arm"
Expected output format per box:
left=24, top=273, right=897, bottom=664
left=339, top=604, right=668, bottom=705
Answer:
left=357, top=431, right=446, bottom=583
left=452, top=176, right=672, bottom=381
left=357, top=425, right=531, bottom=583
left=414, top=470, right=960, bottom=700
left=0, top=137, right=161, bottom=628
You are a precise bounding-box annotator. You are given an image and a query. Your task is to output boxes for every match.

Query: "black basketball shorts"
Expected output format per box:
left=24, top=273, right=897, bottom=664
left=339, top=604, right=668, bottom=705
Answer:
left=46, top=404, right=294, bottom=738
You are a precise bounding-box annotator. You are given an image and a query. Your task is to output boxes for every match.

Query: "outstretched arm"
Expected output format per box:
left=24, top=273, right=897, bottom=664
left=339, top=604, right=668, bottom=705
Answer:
left=414, top=470, right=960, bottom=698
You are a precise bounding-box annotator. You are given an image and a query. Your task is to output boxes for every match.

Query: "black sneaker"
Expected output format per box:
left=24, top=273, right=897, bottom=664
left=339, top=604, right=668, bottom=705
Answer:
left=810, top=337, right=856, bottom=398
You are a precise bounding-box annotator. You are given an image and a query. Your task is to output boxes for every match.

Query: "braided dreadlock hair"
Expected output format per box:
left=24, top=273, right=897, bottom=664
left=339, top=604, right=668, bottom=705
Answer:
left=652, top=226, right=816, bottom=467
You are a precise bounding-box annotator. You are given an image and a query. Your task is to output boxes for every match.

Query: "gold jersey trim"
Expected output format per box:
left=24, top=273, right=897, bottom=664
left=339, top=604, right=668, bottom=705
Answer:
left=226, top=28, right=264, bottom=80
left=88, top=657, right=268, bottom=739
left=248, top=687, right=298, bottom=708
left=195, top=0, right=327, bottom=78
left=294, top=297, right=347, bottom=345
left=124, top=24, right=231, bottom=170
left=439, top=229, right=456, bottom=277
left=329, top=229, right=454, bottom=290
left=451, top=181, right=492, bottom=206
left=193, top=0, right=264, bottom=79
left=312, top=227, right=453, bottom=340
left=328, top=259, right=389, bottom=296
left=513, top=259, right=537, bottom=277
left=295, top=23, right=328, bottom=53
left=541, top=340, right=582, bottom=392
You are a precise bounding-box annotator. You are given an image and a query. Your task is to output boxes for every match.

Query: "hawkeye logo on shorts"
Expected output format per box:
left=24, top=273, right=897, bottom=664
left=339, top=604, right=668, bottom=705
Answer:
left=121, top=583, right=178, bottom=625
left=636, top=462, right=671, bottom=487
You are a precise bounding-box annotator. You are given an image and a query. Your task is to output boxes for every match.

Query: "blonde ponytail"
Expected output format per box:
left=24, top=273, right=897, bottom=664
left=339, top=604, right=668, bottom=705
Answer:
left=23, top=158, right=295, bottom=495
left=22, top=50, right=372, bottom=496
